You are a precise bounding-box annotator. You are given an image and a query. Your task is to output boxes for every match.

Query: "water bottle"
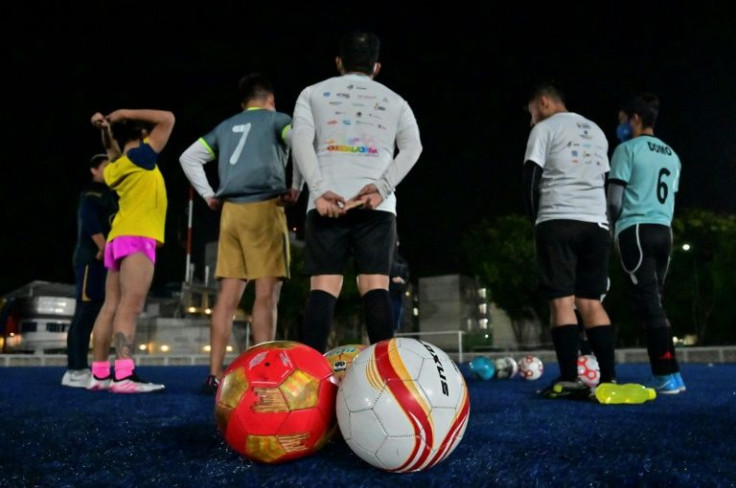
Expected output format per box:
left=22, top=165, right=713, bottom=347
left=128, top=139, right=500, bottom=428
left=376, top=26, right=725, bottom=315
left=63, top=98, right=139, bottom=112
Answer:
left=594, top=382, right=657, bottom=404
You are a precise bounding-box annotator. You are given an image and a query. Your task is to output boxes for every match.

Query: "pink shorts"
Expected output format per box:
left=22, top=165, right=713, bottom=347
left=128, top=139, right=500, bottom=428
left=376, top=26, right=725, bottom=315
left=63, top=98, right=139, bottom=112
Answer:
left=104, top=236, right=157, bottom=271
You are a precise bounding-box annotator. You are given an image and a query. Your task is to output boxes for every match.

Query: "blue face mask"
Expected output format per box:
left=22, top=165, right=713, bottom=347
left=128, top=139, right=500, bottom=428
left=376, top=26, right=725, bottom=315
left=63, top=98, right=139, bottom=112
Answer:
left=616, top=121, right=633, bottom=142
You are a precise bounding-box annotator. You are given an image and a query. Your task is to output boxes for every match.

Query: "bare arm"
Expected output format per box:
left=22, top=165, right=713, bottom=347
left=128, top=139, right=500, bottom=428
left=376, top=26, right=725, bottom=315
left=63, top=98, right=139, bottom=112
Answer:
left=106, top=109, right=175, bottom=153
left=90, top=112, right=121, bottom=160
left=91, top=232, right=106, bottom=260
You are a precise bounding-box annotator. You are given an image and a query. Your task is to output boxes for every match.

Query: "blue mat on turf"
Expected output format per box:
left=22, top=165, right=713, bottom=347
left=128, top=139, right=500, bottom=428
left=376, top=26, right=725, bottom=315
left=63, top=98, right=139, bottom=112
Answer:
left=1, top=362, right=735, bottom=487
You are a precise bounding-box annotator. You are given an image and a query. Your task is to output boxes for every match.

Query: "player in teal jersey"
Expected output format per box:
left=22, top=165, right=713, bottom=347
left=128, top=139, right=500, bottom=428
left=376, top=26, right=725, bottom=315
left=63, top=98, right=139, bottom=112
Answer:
left=608, top=93, right=685, bottom=394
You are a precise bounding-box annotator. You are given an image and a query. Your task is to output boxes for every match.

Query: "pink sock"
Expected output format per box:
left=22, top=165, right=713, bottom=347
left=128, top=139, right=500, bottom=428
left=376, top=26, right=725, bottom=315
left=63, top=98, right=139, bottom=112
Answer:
left=114, top=358, right=135, bottom=380
left=92, top=361, right=110, bottom=379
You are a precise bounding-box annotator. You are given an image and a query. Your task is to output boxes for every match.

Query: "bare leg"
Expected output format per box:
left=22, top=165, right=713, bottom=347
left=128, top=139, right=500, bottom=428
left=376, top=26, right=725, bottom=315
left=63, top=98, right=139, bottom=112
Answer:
left=549, top=295, right=577, bottom=327
left=112, top=253, right=154, bottom=359
left=251, top=278, right=282, bottom=345
left=210, top=278, right=247, bottom=378
left=575, top=297, right=611, bottom=327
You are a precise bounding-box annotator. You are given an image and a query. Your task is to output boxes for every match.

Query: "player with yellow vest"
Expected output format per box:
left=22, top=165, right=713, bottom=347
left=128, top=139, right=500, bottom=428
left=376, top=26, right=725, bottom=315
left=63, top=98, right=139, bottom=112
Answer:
left=88, top=109, right=175, bottom=394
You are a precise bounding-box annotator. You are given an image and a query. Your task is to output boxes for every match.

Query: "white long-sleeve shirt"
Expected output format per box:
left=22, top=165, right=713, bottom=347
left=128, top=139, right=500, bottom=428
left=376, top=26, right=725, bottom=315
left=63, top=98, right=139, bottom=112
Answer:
left=291, top=73, right=422, bottom=214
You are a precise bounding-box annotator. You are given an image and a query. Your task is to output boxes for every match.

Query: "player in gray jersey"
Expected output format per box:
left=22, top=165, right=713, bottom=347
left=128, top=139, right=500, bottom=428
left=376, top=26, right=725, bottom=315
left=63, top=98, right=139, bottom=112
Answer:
left=522, top=80, right=617, bottom=400
left=180, top=73, right=302, bottom=394
left=291, top=31, right=422, bottom=353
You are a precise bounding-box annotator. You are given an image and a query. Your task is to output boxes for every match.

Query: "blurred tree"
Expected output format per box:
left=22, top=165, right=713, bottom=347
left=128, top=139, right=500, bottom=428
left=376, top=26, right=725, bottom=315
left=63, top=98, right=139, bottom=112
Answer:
left=664, top=209, right=736, bottom=345
left=460, top=214, right=548, bottom=345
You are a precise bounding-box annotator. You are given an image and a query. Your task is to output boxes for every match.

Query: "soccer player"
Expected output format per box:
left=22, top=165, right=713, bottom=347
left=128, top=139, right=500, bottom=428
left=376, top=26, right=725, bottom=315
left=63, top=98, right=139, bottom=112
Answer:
left=522, top=80, right=617, bottom=399
left=607, top=93, right=685, bottom=394
left=179, top=73, right=301, bottom=394
left=61, top=154, right=118, bottom=388
left=87, top=108, right=175, bottom=393
left=291, top=31, right=423, bottom=353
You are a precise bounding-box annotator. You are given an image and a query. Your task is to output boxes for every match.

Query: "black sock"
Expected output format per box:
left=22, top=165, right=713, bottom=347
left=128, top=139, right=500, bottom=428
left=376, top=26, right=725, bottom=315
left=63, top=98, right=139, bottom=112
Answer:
left=362, top=289, right=394, bottom=344
left=585, top=325, right=616, bottom=383
left=551, top=325, right=580, bottom=381
left=301, top=290, right=337, bottom=353
left=646, top=325, right=679, bottom=375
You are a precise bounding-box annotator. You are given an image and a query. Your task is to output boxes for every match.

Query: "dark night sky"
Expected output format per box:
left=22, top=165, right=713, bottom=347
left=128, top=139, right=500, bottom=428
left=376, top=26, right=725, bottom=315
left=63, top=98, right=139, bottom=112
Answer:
left=2, top=3, right=735, bottom=295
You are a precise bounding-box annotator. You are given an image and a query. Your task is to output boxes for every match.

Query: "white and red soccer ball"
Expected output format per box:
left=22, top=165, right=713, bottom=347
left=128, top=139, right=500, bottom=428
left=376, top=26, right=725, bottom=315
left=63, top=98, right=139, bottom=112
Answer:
left=577, top=354, right=601, bottom=387
left=336, top=337, right=470, bottom=473
left=516, top=355, right=544, bottom=380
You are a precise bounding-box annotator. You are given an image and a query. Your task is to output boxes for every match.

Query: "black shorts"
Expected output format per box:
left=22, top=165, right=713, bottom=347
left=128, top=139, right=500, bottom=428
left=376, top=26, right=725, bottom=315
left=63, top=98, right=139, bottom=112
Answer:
left=535, top=219, right=611, bottom=300
left=304, top=209, right=397, bottom=275
left=616, top=223, right=672, bottom=291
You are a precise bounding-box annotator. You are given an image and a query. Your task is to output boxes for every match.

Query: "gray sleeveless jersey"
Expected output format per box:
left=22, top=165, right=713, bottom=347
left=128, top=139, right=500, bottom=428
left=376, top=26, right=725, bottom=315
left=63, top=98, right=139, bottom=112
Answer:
left=202, top=109, right=291, bottom=203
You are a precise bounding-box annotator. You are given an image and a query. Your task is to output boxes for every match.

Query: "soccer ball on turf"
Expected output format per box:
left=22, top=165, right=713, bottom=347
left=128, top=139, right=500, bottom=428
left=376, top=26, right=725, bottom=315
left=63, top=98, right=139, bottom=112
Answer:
left=215, top=340, right=339, bottom=464
left=469, top=356, right=495, bottom=380
left=577, top=354, right=601, bottom=387
left=324, top=344, right=367, bottom=383
left=494, top=356, right=519, bottom=379
left=517, top=355, right=544, bottom=380
left=336, top=337, right=470, bottom=473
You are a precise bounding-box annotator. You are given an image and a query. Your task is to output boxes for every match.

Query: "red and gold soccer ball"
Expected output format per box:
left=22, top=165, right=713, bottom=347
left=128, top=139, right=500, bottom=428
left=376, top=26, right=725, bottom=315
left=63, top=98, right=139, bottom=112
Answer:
left=324, top=344, right=367, bottom=382
left=215, top=341, right=339, bottom=464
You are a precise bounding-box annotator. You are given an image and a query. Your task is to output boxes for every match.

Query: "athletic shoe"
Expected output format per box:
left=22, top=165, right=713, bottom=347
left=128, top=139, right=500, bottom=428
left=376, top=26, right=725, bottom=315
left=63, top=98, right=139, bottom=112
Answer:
left=87, top=374, right=112, bottom=391
left=539, top=378, right=592, bottom=400
left=202, top=375, right=220, bottom=395
left=110, top=373, right=165, bottom=394
left=674, top=372, right=687, bottom=392
left=646, top=373, right=683, bottom=394
left=61, top=369, right=91, bottom=388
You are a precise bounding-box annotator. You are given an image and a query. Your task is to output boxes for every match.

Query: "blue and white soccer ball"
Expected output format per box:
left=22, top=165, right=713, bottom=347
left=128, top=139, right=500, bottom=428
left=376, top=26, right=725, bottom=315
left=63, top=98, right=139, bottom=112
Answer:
left=469, top=356, right=495, bottom=380
left=494, top=356, right=518, bottom=379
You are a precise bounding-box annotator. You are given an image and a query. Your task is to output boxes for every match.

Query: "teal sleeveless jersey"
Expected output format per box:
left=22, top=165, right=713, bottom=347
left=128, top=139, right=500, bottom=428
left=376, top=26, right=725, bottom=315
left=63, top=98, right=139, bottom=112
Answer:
left=609, top=135, right=681, bottom=236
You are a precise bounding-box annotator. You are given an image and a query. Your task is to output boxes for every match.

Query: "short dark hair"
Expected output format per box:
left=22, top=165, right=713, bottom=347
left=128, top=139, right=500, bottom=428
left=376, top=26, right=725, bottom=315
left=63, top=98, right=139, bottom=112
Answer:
left=623, top=93, right=659, bottom=128
left=238, top=73, right=274, bottom=104
left=528, top=79, right=566, bottom=105
left=89, top=153, right=108, bottom=168
left=339, top=31, right=380, bottom=74
left=111, top=119, right=149, bottom=149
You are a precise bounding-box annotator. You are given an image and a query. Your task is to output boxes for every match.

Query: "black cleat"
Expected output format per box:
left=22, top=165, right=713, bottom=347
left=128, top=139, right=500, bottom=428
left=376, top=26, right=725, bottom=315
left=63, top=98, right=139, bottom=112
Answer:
left=202, top=375, right=220, bottom=395
left=539, top=378, right=592, bottom=401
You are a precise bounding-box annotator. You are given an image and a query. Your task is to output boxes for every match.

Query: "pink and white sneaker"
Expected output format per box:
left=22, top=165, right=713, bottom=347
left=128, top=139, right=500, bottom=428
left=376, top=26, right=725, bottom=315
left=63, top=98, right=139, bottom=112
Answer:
left=86, top=374, right=112, bottom=391
left=110, top=373, right=165, bottom=394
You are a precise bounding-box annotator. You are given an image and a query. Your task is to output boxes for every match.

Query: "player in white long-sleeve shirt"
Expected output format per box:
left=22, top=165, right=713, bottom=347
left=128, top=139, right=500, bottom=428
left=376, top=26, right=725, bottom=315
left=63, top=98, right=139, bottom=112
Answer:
left=291, top=31, right=422, bottom=352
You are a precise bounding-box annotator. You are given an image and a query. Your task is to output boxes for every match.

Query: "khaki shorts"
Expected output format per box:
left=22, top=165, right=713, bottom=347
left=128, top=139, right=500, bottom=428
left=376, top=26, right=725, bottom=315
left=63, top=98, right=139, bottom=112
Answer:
left=216, top=199, right=290, bottom=280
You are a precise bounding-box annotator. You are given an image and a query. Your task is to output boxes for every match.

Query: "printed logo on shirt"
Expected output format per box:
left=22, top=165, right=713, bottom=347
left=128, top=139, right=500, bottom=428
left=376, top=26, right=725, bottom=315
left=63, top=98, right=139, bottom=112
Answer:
left=326, top=144, right=378, bottom=154
left=323, top=92, right=331, bottom=97
left=374, top=103, right=386, bottom=111
left=337, top=93, right=350, bottom=99
left=329, top=101, right=342, bottom=105
left=358, top=95, right=377, bottom=100
left=327, top=120, right=338, bottom=125
left=342, top=120, right=352, bottom=126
